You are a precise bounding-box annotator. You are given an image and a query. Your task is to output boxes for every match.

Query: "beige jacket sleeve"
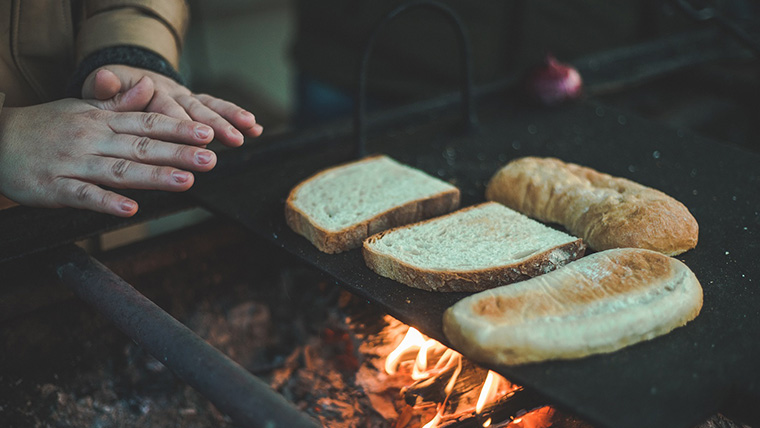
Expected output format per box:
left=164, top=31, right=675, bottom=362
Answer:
left=76, top=0, right=190, bottom=70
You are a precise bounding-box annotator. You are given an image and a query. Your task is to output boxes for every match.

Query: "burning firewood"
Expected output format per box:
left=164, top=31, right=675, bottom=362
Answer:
left=402, top=358, right=487, bottom=407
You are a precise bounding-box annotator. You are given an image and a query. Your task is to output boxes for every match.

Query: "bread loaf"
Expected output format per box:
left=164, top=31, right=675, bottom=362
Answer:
left=485, top=157, right=698, bottom=256
left=442, top=248, right=703, bottom=366
left=363, top=202, right=586, bottom=292
left=285, top=155, right=460, bottom=253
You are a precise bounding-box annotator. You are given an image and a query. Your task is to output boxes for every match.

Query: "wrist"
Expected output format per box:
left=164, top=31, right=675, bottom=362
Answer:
left=67, top=46, right=184, bottom=98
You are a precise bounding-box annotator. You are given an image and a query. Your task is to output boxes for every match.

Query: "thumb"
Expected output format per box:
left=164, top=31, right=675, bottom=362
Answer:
left=89, top=76, right=155, bottom=112
left=82, top=68, right=122, bottom=100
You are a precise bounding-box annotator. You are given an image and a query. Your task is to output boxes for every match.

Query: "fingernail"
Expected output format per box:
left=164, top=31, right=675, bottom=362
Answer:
left=239, top=110, right=255, bottom=121
left=253, top=123, right=264, bottom=134
left=120, top=200, right=137, bottom=212
left=172, top=171, right=191, bottom=183
left=228, top=127, right=243, bottom=140
left=195, top=150, right=214, bottom=165
left=195, top=126, right=211, bottom=140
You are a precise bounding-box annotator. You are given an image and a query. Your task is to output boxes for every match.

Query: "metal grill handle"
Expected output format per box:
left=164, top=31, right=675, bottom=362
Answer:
left=354, top=0, right=479, bottom=158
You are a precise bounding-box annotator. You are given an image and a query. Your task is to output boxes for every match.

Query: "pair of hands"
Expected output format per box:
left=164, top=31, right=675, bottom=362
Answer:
left=0, top=65, right=263, bottom=217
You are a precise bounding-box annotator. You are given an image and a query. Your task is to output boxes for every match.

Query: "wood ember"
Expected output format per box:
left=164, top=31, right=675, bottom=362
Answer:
left=31, top=346, right=233, bottom=428
left=269, top=311, right=384, bottom=427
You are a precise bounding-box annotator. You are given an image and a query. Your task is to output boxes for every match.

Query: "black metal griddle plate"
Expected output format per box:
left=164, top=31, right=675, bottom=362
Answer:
left=192, top=98, right=760, bottom=428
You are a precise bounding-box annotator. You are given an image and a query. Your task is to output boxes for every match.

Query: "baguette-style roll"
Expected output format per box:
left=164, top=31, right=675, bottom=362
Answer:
left=485, top=157, right=698, bottom=256
left=363, top=202, right=586, bottom=292
left=443, top=248, right=703, bottom=366
left=286, top=155, right=460, bottom=254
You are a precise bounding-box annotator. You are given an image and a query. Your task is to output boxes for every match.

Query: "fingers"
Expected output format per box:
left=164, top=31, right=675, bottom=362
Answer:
left=148, top=91, right=193, bottom=121
left=100, top=135, right=217, bottom=172
left=174, top=94, right=245, bottom=147
left=55, top=136, right=215, bottom=217
left=53, top=177, right=139, bottom=217
left=156, top=93, right=263, bottom=148
left=106, top=110, right=214, bottom=146
left=71, top=155, right=195, bottom=192
left=81, top=65, right=263, bottom=148
left=52, top=152, right=201, bottom=217
left=195, top=94, right=264, bottom=138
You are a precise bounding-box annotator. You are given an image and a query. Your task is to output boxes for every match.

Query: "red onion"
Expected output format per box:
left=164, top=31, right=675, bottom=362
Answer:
left=524, top=54, right=583, bottom=106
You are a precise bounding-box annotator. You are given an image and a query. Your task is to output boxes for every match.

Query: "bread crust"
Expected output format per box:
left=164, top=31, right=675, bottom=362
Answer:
left=285, top=156, right=461, bottom=254
left=362, top=203, right=587, bottom=292
left=485, top=157, right=699, bottom=256
left=442, top=248, right=703, bottom=366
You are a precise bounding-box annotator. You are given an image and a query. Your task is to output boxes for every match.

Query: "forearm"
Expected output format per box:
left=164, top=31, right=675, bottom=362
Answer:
left=69, top=0, right=190, bottom=98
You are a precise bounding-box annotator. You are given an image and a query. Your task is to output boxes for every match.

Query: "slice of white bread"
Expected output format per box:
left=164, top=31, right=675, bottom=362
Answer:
left=285, top=155, right=460, bottom=253
left=362, top=202, right=586, bottom=292
left=443, top=248, right=703, bottom=366
left=485, top=157, right=699, bottom=256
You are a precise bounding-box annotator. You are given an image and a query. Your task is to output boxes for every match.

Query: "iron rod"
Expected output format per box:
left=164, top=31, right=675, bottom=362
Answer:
left=52, top=244, right=320, bottom=428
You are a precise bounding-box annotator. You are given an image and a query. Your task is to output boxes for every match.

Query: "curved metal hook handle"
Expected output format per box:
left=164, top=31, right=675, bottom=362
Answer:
left=354, top=0, right=479, bottom=158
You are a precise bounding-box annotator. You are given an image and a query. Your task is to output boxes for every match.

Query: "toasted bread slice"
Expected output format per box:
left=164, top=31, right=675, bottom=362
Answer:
left=443, top=248, right=703, bottom=365
left=363, top=202, right=586, bottom=292
left=285, top=155, right=460, bottom=253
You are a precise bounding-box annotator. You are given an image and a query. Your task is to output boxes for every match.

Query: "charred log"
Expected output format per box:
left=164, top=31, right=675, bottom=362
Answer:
left=402, top=359, right=487, bottom=406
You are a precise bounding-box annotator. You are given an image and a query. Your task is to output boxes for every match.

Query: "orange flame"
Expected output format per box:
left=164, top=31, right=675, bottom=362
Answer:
left=476, top=371, right=500, bottom=414
left=385, top=327, right=426, bottom=375
left=383, top=323, right=552, bottom=428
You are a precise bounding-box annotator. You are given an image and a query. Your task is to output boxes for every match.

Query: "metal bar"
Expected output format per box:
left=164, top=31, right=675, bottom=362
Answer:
left=354, top=0, right=478, bottom=158
left=51, top=244, right=321, bottom=428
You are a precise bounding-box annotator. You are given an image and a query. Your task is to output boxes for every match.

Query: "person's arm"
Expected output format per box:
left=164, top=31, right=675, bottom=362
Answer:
left=71, top=0, right=262, bottom=146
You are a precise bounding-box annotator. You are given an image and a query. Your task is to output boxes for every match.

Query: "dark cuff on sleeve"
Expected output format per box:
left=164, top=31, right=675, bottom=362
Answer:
left=66, top=45, right=184, bottom=98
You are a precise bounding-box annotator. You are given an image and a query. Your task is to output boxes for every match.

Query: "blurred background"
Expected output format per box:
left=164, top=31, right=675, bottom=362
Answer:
left=179, top=0, right=759, bottom=145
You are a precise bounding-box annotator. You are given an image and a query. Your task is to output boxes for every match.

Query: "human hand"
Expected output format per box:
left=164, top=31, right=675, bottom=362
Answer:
left=83, top=66, right=263, bottom=147
left=0, top=77, right=217, bottom=217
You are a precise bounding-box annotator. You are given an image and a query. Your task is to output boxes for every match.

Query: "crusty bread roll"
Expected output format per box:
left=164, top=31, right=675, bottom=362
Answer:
left=485, top=157, right=698, bottom=256
left=443, top=248, right=703, bottom=366
left=363, top=202, right=586, bottom=292
left=286, top=155, right=460, bottom=253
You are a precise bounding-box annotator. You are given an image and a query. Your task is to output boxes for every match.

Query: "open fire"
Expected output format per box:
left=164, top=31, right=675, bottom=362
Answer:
left=379, top=317, right=553, bottom=428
